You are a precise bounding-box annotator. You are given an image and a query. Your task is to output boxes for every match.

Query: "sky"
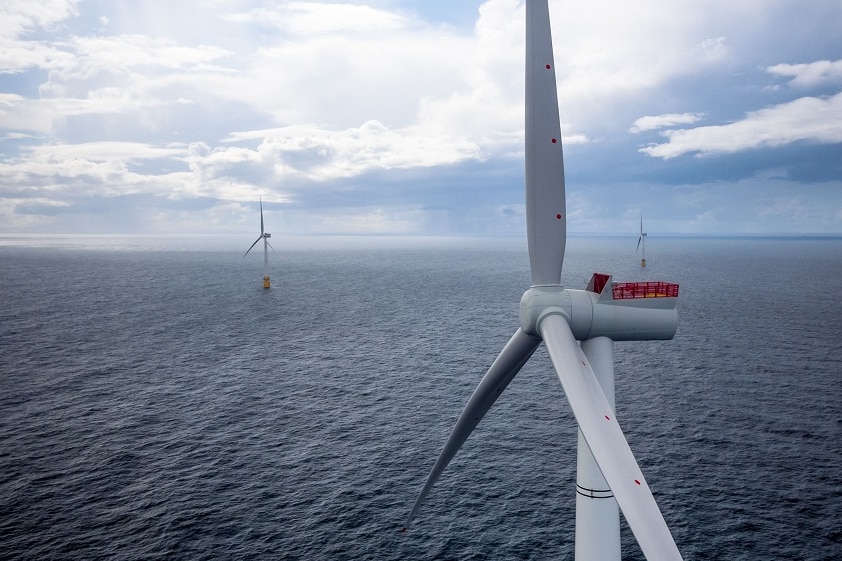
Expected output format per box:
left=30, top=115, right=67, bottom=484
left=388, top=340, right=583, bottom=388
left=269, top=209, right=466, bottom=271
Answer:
left=1, top=0, right=841, bottom=238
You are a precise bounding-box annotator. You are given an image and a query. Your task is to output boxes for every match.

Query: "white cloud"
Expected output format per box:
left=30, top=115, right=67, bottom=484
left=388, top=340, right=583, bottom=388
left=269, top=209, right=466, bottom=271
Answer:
left=546, top=0, right=761, bottom=123
left=225, top=120, right=483, bottom=183
left=2, top=0, right=842, bottom=235
left=0, top=0, right=78, bottom=39
left=71, top=35, right=232, bottom=71
left=0, top=141, right=188, bottom=200
left=38, top=34, right=234, bottom=101
left=0, top=0, right=79, bottom=73
left=640, top=92, right=842, bottom=158
left=630, top=113, right=705, bottom=133
left=0, top=92, right=177, bottom=135
left=693, top=36, right=730, bottom=64
left=767, top=59, right=842, bottom=88
left=0, top=39, right=75, bottom=74
left=27, top=140, right=185, bottom=162
left=223, top=3, right=408, bottom=36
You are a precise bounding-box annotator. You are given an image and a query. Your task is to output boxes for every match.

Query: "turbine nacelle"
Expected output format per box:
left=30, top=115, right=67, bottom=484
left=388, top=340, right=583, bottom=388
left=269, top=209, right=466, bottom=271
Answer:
left=519, top=278, right=678, bottom=342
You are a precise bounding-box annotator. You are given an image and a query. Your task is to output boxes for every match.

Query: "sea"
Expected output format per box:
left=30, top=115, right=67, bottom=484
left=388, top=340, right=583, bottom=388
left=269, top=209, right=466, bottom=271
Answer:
left=1, top=234, right=840, bottom=561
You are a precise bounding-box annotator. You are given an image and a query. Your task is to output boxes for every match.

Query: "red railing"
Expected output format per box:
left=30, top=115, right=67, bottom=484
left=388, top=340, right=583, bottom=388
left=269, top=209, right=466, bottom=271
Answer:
left=612, top=281, right=679, bottom=299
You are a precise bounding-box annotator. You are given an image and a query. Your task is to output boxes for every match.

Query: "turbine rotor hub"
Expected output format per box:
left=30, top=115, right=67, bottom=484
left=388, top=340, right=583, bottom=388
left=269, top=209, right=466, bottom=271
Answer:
left=520, top=285, right=573, bottom=337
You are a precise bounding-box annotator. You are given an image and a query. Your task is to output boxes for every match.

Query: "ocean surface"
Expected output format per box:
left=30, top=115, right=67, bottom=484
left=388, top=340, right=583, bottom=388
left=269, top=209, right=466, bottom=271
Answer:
left=1, top=234, right=840, bottom=561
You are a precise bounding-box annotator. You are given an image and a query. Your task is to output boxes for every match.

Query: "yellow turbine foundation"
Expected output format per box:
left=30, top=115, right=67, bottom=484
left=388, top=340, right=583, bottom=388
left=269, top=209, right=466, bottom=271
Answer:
left=263, top=275, right=271, bottom=289
left=640, top=258, right=646, bottom=267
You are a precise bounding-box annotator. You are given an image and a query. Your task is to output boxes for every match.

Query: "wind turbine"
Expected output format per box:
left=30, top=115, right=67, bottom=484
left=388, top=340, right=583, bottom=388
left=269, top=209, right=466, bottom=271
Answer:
left=404, top=2, right=684, bottom=560
left=243, top=197, right=273, bottom=289
left=637, top=213, right=647, bottom=267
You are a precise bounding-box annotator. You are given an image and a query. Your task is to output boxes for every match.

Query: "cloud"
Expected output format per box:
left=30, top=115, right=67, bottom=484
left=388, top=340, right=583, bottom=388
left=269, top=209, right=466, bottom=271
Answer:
left=545, top=1, right=762, bottom=124
left=0, top=141, right=188, bottom=200
left=0, top=0, right=79, bottom=73
left=238, top=121, right=484, bottom=182
left=767, top=59, right=842, bottom=88
left=0, top=0, right=78, bottom=40
left=693, top=36, right=730, bottom=64
left=2, top=1, right=842, bottom=235
left=630, top=113, right=705, bottom=133
left=222, top=3, right=408, bottom=36
left=640, top=92, right=842, bottom=159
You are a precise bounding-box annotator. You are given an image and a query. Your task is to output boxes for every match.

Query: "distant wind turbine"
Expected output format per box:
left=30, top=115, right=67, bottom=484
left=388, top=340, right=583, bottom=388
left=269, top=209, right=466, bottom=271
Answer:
left=637, top=213, right=647, bottom=267
left=404, top=2, right=684, bottom=560
left=243, top=197, right=273, bottom=289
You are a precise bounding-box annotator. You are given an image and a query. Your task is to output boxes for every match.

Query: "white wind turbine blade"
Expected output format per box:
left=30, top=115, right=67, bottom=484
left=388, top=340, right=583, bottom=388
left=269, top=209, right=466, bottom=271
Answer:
left=637, top=213, right=643, bottom=252
left=539, top=313, right=683, bottom=561
left=404, top=329, right=541, bottom=528
left=526, top=0, right=566, bottom=285
left=243, top=236, right=262, bottom=258
left=259, top=197, right=265, bottom=236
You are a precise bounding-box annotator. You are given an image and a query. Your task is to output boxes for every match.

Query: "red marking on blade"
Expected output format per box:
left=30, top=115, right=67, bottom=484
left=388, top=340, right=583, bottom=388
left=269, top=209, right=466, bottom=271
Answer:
left=546, top=64, right=551, bottom=69
left=604, top=415, right=610, bottom=420
left=551, top=138, right=557, bottom=143
left=634, top=480, right=641, bottom=485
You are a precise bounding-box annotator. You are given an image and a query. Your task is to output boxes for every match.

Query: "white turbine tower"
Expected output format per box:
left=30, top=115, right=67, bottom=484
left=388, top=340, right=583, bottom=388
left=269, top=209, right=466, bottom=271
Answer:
left=404, top=2, right=684, bottom=560
left=243, top=197, right=273, bottom=289
left=638, top=213, right=648, bottom=267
